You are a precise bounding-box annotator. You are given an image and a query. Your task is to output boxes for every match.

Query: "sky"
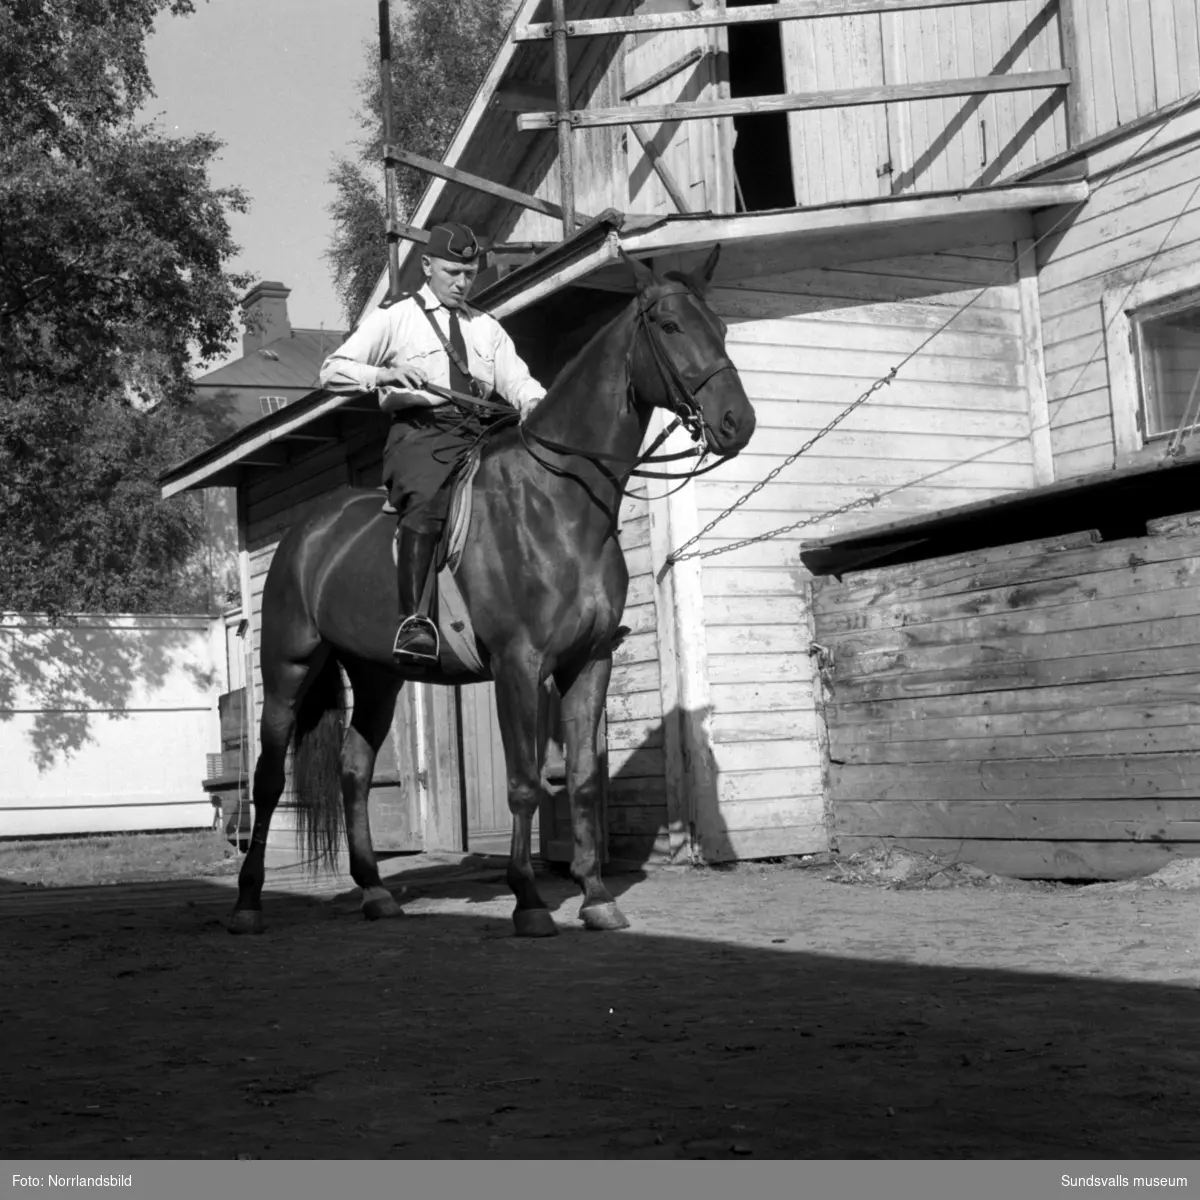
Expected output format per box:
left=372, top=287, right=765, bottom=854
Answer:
left=142, top=0, right=380, bottom=370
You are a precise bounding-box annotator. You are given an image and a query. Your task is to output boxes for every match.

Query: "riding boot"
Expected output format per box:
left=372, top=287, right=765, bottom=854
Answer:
left=393, top=526, right=441, bottom=664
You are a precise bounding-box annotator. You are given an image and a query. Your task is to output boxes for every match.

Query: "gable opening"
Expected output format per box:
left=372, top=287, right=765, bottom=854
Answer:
left=726, top=0, right=796, bottom=212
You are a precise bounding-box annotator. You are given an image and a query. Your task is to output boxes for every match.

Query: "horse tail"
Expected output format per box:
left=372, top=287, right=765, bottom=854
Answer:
left=292, top=652, right=345, bottom=873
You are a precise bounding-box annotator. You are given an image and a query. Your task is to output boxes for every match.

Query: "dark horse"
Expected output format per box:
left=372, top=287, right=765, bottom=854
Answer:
left=230, top=248, right=756, bottom=937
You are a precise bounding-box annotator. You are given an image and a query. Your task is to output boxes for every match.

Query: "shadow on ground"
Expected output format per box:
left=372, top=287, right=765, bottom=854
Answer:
left=1, top=863, right=1198, bottom=1160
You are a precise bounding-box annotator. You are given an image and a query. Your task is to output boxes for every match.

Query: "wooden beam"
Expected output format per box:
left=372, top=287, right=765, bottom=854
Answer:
left=239, top=448, right=290, bottom=468
left=517, top=0, right=1014, bottom=42
left=386, top=219, right=429, bottom=245
left=1056, top=0, right=1088, bottom=146
left=621, top=45, right=709, bottom=102
left=551, top=0, right=576, bottom=237
left=628, top=125, right=693, bottom=213
left=384, top=144, right=590, bottom=226
left=378, top=0, right=402, bottom=303
left=519, top=70, right=1072, bottom=131
left=491, top=81, right=557, bottom=113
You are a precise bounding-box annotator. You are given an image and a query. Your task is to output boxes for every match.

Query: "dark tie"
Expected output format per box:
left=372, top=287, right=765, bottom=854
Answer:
left=446, top=309, right=475, bottom=396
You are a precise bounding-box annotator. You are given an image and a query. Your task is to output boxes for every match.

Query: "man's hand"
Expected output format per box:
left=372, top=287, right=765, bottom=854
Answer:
left=377, top=362, right=429, bottom=390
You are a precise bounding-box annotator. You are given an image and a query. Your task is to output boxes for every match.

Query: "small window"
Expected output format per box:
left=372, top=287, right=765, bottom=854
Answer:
left=259, top=395, right=289, bottom=415
left=1133, top=293, right=1200, bottom=440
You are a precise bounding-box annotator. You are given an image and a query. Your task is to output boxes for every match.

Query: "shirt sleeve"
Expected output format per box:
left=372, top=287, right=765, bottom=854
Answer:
left=318, top=308, right=393, bottom=393
left=488, top=320, right=547, bottom=420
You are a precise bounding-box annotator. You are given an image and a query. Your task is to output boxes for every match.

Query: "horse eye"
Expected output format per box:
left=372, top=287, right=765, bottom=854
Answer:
left=661, top=321, right=680, bottom=334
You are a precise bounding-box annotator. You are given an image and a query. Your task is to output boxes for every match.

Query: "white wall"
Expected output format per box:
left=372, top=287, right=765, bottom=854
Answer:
left=0, top=614, right=223, bottom=837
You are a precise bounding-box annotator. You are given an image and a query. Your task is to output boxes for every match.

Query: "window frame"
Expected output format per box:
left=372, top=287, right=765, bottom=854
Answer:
left=1103, top=263, right=1200, bottom=462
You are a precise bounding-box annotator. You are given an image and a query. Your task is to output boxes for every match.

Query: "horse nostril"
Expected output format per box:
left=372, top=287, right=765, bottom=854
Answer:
left=721, top=410, right=739, bottom=435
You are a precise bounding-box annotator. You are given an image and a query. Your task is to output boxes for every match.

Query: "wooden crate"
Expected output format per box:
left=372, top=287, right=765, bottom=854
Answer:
left=810, top=511, right=1200, bottom=880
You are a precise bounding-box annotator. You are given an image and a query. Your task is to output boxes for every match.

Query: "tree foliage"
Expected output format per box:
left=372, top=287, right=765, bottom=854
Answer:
left=0, top=0, right=250, bottom=615
left=326, top=0, right=519, bottom=324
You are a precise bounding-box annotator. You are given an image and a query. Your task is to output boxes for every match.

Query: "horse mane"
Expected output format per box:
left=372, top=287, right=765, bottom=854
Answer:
left=528, top=291, right=640, bottom=414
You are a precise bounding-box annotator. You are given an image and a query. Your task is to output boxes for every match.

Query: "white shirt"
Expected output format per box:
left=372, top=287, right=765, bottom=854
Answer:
left=318, top=284, right=546, bottom=419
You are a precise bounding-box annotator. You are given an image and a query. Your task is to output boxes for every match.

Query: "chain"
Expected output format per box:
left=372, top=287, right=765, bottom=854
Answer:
left=671, top=491, right=883, bottom=563
left=665, top=367, right=899, bottom=564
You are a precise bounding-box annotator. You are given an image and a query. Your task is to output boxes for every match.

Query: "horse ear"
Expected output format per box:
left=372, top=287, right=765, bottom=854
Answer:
left=620, top=249, right=658, bottom=293
left=673, top=244, right=722, bottom=297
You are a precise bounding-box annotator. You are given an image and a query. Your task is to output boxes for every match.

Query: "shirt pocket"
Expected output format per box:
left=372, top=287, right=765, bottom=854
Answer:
left=470, top=344, right=497, bottom=393
left=396, top=345, right=441, bottom=370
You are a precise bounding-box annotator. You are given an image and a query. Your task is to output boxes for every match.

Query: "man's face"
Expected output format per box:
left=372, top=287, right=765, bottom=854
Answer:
left=423, top=256, right=478, bottom=308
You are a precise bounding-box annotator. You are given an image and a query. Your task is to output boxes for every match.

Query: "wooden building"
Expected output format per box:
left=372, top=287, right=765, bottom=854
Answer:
left=801, top=464, right=1200, bottom=880
left=162, top=0, right=1200, bottom=876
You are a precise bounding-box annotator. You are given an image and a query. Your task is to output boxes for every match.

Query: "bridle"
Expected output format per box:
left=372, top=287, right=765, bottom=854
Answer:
left=516, top=282, right=740, bottom=497
left=626, top=280, right=739, bottom=454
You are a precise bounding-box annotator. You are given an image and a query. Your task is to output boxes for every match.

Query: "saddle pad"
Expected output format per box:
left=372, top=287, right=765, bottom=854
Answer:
left=436, top=567, right=487, bottom=676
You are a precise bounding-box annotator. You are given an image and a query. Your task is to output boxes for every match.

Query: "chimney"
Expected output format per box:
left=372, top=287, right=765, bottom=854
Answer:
left=241, top=281, right=292, bottom=355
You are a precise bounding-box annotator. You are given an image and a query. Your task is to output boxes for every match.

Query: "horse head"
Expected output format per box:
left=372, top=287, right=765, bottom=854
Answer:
left=623, top=246, right=756, bottom=458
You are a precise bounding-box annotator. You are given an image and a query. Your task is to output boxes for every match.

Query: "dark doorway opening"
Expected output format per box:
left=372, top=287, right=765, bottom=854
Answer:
left=726, top=0, right=796, bottom=211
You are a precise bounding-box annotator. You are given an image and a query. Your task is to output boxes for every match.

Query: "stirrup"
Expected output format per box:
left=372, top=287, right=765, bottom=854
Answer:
left=393, top=615, right=440, bottom=663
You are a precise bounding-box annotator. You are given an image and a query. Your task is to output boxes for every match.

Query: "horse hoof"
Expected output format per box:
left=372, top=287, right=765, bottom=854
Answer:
left=512, top=907, right=559, bottom=938
left=362, top=895, right=405, bottom=921
left=228, top=909, right=264, bottom=936
left=580, top=901, right=630, bottom=932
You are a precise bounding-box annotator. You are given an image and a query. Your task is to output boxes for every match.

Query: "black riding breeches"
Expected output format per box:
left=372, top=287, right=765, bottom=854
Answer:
left=382, top=407, right=480, bottom=533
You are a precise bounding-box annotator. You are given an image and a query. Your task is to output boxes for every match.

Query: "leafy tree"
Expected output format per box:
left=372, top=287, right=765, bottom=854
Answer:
left=0, top=0, right=251, bottom=616
left=326, top=0, right=519, bottom=324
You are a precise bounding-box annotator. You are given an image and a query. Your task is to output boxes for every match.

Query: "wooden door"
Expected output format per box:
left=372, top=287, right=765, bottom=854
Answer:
left=783, top=10, right=893, bottom=205
left=458, top=682, right=516, bottom=855
left=457, top=681, right=569, bottom=857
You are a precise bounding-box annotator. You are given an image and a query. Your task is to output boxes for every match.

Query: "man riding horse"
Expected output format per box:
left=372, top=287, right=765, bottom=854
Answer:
left=319, top=222, right=547, bottom=665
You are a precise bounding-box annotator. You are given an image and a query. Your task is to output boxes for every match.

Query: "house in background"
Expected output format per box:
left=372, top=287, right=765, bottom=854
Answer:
left=194, top=281, right=346, bottom=431
left=189, top=281, right=347, bottom=609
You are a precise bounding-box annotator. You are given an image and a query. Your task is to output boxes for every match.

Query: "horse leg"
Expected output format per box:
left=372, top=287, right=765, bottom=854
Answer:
left=229, top=662, right=307, bottom=935
left=494, top=658, right=558, bottom=938
left=341, top=665, right=405, bottom=920
left=559, top=655, right=629, bottom=931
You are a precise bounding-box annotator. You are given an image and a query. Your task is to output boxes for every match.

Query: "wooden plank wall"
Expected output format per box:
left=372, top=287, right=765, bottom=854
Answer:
left=1070, top=0, right=1200, bottom=143
left=1034, top=107, right=1200, bottom=477
left=680, top=245, right=1040, bottom=861
left=604, top=482, right=672, bottom=865
left=881, top=0, right=1068, bottom=193
left=779, top=2, right=1067, bottom=204
left=810, top=512, right=1200, bottom=880
left=624, top=17, right=722, bottom=215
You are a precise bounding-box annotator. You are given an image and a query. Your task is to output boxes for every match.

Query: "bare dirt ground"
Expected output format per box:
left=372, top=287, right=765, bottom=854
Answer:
left=2, top=847, right=1200, bottom=1160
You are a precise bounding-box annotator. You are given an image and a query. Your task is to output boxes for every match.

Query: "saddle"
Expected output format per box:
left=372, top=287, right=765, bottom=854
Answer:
left=383, top=447, right=486, bottom=676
